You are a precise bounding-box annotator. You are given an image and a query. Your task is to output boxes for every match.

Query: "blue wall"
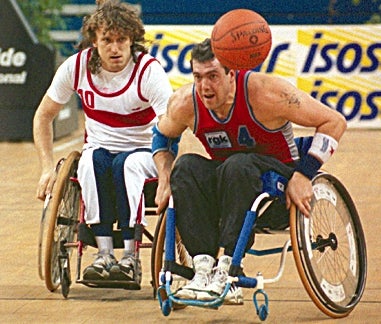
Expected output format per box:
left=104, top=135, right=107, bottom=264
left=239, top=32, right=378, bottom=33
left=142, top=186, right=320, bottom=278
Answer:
left=67, top=0, right=379, bottom=26
left=64, top=0, right=379, bottom=29
left=56, top=0, right=379, bottom=56
left=135, top=0, right=376, bottom=25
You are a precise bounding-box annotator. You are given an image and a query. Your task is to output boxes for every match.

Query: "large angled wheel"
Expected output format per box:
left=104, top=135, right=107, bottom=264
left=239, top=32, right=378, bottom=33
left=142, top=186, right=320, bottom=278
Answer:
left=151, top=210, right=192, bottom=298
left=43, top=151, right=81, bottom=292
left=38, top=164, right=62, bottom=281
left=290, top=172, right=367, bottom=318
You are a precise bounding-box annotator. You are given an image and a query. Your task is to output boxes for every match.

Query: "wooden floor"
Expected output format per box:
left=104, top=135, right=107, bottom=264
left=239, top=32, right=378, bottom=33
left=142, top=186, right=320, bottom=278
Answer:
left=1, top=114, right=380, bottom=323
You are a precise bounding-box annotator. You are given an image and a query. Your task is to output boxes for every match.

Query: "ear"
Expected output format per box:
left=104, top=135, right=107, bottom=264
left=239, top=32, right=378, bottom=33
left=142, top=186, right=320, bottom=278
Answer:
left=229, top=69, right=235, bottom=81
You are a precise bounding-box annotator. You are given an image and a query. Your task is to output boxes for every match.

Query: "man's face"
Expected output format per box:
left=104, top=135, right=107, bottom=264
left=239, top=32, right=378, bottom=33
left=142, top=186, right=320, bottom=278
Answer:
left=192, top=58, right=234, bottom=111
left=93, top=27, right=132, bottom=72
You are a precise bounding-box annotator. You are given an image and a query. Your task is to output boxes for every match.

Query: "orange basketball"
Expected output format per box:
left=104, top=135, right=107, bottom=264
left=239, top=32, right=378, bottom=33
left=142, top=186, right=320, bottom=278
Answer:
left=211, top=9, right=272, bottom=70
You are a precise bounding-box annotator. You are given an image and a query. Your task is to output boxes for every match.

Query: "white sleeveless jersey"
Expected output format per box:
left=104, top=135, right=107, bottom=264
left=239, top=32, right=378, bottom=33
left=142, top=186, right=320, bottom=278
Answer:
left=47, top=48, right=173, bottom=153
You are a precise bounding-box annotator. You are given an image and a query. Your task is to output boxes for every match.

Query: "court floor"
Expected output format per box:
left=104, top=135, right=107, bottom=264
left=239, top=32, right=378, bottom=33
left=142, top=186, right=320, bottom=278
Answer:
left=1, top=115, right=380, bottom=323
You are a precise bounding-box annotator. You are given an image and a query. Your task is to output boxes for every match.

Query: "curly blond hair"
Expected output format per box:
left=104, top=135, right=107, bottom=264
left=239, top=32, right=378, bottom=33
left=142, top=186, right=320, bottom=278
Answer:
left=78, top=0, right=148, bottom=74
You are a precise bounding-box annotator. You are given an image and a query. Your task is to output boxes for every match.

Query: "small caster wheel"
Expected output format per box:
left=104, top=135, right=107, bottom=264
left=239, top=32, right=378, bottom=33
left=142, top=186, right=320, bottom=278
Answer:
left=162, top=299, right=172, bottom=316
left=258, top=304, right=268, bottom=321
left=253, top=289, right=269, bottom=321
left=61, top=268, right=70, bottom=298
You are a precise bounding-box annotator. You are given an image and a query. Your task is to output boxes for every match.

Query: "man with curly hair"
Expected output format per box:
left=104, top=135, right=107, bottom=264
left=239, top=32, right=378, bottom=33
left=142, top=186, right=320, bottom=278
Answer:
left=34, top=0, right=172, bottom=286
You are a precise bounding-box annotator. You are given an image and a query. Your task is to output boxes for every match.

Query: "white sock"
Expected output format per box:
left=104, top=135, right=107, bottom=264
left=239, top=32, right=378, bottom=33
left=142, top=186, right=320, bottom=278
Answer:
left=95, top=236, right=114, bottom=256
left=123, top=239, right=135, bottom=256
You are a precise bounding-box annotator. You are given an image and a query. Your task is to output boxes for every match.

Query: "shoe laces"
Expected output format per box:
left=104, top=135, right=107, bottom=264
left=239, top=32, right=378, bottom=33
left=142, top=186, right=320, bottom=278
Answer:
left=191, top=270, right=211, bottom=287
left=210, top=267, right=228, bottom=287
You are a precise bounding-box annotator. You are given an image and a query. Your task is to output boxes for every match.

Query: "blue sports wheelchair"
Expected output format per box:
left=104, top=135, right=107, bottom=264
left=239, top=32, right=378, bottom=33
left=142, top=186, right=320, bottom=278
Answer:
left=154, top=137, right=367, bottom=321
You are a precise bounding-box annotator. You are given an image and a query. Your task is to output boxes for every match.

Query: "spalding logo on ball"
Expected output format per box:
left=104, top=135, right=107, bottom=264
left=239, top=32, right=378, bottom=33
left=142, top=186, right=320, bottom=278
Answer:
left=211, top=9, right=272, bottom=70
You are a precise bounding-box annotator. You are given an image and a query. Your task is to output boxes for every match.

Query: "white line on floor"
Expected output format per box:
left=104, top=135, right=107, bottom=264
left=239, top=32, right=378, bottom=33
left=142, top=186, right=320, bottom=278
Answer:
left=53, top=137, right=82, bottom=152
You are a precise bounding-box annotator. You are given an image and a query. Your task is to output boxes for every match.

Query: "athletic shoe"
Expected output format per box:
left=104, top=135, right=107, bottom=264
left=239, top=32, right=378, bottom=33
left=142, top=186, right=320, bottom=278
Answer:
left=197, top=255, right=244, bottom=304
left=224, top=284, right=244, bottom=305
left=83, top=251, right=117, bottom=280
left=174, top=254, right=215, bottom=300
left=110, top=254, right=142, bottom=283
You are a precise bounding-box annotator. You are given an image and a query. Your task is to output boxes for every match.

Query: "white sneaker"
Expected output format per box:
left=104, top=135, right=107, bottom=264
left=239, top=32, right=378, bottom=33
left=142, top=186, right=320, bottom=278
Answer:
left=197, top=255, right=231, bottom=301
left=197, top=255, right=244, bottom=305
left=174, top=254, right=215, bottom=300
left=83, top=251, right=117, bottom=280
left=224, top=284, right=244, bottom=305
left=110, top=254, right=142, bottom=283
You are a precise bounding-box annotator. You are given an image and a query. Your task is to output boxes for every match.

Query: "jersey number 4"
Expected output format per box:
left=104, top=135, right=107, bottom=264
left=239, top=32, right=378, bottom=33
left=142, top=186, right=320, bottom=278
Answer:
left=238, top=126, right=255, bottom=147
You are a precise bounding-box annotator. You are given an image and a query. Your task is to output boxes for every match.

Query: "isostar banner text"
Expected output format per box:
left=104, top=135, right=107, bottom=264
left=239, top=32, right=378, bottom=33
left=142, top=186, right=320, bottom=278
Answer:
left=145, top=25, right=381, bottom=129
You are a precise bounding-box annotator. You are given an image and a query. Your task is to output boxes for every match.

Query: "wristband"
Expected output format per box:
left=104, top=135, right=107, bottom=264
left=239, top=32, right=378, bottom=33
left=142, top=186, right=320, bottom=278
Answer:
left=295, top=153, right=322, bottom=180
left=152, top=123, right=181, bottom=157
left=308, top=132, right=338, bottom=164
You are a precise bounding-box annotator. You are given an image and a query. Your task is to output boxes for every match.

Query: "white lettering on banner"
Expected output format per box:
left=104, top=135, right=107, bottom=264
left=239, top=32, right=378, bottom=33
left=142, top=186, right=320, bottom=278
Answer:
left=0, top=48, right=28, bottom=84
left=0, top=48, right=27, bottom=67
left=145, top=25, right=381, bottom=128
left=0, top=71, right=27, bottom=84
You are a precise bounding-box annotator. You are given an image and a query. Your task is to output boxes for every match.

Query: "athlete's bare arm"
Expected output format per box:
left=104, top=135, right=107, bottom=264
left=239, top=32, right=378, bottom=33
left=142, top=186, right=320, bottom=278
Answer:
left=247, top=72, right=346, bottom=138
left=33, top=94, right=64, bottom=200
left=153, top=83, right=195, bottom=213
left=247, top=72, right=347, bottom=216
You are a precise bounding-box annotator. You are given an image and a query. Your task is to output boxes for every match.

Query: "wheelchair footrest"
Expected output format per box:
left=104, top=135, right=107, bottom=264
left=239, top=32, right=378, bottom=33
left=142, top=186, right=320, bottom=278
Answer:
left=165, top=293, right=223, bottom=309
left=78, top=279, right=141, bottom=290
left=160, top=281, right=232, bottom=309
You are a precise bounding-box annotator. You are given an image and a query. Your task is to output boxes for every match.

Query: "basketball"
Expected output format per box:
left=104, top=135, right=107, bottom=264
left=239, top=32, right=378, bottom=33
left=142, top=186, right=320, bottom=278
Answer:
left=211, top=9, right=272, bottom=70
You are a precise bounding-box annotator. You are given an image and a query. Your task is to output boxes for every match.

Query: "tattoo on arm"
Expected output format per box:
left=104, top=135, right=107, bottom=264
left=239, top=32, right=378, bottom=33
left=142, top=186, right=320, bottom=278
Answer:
left=280, top=91, right=301, bottom=109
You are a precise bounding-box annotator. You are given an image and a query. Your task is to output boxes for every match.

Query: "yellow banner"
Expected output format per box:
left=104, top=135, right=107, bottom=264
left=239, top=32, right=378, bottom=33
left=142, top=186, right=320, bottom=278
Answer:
left=145, top=25, right=381, bottom=128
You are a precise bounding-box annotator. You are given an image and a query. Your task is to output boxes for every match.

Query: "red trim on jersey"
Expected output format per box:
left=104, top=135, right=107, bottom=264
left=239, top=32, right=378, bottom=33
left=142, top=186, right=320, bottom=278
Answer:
left=73, top=50, right=83, bottom=91
left=85, top=51, right=145, bottom=97
left=137, top=58, right=157, bottom=102
left=83, top=105, right=156, bottom=128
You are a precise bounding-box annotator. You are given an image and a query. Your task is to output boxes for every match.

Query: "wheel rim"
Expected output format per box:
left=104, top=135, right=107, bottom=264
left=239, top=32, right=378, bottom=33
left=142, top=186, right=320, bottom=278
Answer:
left=44, top=151, right=81, bottom=291
left=291, top=173, right=367, bottom=317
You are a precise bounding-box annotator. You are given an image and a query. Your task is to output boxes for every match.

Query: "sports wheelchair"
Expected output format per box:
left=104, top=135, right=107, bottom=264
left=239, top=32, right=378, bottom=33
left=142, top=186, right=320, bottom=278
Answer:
left=37, top=150, right=186, bottom=298
left=154, top=138, right=367, bottom=321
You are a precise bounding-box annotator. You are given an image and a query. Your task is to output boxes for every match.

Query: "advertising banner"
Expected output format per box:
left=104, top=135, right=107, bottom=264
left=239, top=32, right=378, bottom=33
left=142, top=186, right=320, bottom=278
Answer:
left=0, top=0, right=78, bottom=141
left=145, top=25, right=381, bottom=128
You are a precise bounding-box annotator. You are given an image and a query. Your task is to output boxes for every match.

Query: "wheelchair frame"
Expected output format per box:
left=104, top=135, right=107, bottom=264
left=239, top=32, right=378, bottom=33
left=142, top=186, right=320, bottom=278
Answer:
left=155, top=170, right=367, bottom=321
left=37, top=145, right=367, bottom=320
left=37, top=150, right=173, bottom=298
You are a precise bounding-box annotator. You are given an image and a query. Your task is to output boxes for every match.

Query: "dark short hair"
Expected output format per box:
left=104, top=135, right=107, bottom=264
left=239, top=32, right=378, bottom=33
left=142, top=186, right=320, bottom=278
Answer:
left=190, top=38, right=230, bottom=73
left=191, top=38, right=214, bottom=64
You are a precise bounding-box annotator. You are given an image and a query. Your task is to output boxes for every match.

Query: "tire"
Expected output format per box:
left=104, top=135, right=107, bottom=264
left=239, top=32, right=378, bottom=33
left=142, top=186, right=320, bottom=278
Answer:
left=290, top=172, right=367, bottom=318
left=44, top=151, right=81, bottom=292
left=151, top=210, right=193, bottom=297
left=61, top=267, right=70, bottom=298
